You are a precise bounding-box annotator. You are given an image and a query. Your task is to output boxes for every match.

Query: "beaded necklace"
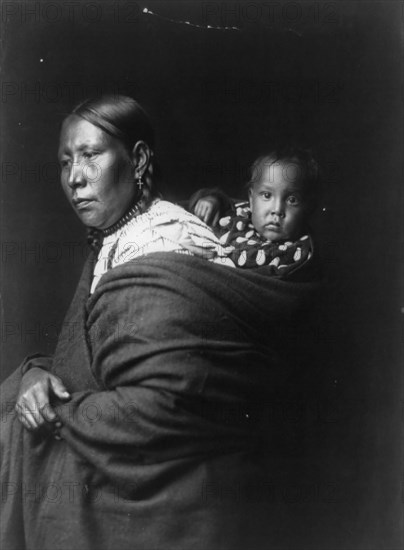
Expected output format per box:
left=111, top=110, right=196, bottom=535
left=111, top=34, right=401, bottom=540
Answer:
left=102, top=202, right=141, bottom=236
left=87, top=201, right=142, bottom=252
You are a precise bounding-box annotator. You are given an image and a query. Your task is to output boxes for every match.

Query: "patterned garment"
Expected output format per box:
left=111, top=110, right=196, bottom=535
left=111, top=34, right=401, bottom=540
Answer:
left=91, top=199, right=234, bottom=293
left=217, top=201, right=313, bottom=273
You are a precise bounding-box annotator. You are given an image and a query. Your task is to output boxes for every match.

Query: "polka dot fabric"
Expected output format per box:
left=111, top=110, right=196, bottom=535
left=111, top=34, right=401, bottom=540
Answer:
left=217, top=201, right=313, bottom=274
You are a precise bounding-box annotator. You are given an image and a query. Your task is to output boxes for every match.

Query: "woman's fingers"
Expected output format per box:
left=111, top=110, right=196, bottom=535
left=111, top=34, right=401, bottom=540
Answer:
left=32, top=384, right=55, bottom=426
left=34, top=381, right=66, bottom=427
left=20, top=416, right=34, bottom=431
left=16, top=367, right=56, bottom=432
left=40, top=402, right=58, bottom=423
left=15, top=401, right=39, bottom=430
left=16, top=377, right=65, bottom=431
left=49, top=376, right=71, bottom=401
left=18, top=410, right=35, bottom=432
left=17, top=399, right=59, bottom=431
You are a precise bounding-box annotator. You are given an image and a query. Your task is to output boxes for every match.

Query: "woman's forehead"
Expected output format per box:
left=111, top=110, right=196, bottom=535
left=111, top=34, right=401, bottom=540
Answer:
left=60, top=115, right=104, bottom=139
left=59, top=115, right=111, bottom=151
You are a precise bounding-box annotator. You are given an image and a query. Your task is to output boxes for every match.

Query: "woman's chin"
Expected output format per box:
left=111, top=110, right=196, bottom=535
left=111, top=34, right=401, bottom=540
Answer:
left=74, top=209, right=104, bottom=229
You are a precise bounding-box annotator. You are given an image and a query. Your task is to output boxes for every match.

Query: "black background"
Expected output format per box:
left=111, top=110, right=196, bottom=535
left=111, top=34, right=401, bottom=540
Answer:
left=1, top=1, right=402, bottom=548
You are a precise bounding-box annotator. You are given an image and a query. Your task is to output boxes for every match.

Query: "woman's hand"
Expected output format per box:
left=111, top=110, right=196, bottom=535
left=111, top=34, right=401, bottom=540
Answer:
left=193, top=196, right=221, bottom=227
left=15, top=367, right=71, bottom=435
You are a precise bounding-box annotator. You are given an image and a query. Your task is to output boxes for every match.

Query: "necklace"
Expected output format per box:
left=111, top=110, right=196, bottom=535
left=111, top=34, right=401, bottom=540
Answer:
left=102, top=202, right=141, bottom=237
left=87, top=201, right=142, bottom=251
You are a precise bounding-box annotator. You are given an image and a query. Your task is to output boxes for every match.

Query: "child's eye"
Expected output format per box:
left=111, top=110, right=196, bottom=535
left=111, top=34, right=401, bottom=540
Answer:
left=287, top=195, right=300, bottom=205
left=260, top=192, right=272, bottom=200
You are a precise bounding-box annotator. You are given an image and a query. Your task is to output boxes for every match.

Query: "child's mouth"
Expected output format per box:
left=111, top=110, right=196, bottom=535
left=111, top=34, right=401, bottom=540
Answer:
left=266, top=223, right=281, bottom=231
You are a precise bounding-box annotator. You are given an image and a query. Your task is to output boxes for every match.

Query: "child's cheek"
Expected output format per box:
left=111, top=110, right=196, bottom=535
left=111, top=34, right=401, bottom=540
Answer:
left=251, top=209, right=262, bottom=230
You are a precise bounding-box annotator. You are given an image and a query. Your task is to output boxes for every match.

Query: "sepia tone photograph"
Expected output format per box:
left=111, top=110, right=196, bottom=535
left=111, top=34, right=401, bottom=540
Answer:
left=0, top=1, right=402, bottom=549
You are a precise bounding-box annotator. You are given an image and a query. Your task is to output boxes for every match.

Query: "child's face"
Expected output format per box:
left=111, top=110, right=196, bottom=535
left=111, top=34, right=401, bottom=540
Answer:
left=249, top=160, right=310, bottom=242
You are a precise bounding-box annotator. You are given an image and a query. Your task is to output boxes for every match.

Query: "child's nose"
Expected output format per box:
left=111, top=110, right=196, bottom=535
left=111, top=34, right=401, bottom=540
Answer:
left=271, top=199, right=284, bottom=217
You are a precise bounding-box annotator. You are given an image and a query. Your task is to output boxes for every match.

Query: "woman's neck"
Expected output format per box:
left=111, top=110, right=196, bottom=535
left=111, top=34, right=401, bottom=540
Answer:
left=86, top=194, right=157, bottom=251
left=102, top=203, right=141, bottom=237
left=102, top=193, right=157, bottom=236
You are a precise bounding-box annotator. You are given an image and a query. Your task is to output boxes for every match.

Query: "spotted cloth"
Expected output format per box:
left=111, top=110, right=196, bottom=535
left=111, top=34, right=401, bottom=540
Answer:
left=218, top=201, right=312, bottom=274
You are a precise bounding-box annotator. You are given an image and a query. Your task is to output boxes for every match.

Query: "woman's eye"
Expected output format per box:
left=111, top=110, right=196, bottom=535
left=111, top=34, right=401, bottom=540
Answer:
left=83, top=151, right=98, bottom=160
left=60, top=159, right=70, bottom=168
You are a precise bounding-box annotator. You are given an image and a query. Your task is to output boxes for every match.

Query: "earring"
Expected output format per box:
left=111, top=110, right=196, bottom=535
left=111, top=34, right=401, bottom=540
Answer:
left=136, top=173, right=143, bottom=189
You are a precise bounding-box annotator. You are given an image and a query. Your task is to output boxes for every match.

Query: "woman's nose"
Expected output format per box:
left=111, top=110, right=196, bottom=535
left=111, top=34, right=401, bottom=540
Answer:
left=67, top=161, right=86, bottom=188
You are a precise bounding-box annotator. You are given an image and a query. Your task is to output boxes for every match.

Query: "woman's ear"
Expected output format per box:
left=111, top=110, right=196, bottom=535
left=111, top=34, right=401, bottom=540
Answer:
left=131, top=141, right=151, bottom=177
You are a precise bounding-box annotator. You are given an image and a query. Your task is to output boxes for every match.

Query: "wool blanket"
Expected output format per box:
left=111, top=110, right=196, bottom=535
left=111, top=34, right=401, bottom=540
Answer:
left=1, top=252, right=319, bottom=550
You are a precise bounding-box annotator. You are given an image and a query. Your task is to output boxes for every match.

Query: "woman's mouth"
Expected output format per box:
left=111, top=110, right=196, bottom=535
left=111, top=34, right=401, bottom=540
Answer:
left=73, top=198, right=94, bottom=209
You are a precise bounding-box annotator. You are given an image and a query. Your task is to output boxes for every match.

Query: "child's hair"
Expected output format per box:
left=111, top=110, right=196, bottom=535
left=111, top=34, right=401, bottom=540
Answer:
left=247, top=145, right=320, bottom=211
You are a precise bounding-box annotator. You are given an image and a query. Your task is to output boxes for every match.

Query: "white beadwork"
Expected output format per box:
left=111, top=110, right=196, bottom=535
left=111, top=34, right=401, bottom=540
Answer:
left=238, top=251, right=247, bottom=266
left=256, top=250, right=266, bottom=266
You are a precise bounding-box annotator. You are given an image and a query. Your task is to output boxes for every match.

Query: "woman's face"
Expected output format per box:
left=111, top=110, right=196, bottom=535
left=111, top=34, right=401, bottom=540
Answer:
left=58, top=115, right=136, bottom=229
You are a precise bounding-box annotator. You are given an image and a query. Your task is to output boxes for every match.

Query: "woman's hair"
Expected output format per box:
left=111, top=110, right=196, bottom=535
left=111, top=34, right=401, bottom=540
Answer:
left=70, top=95, right=158, bottom=202
left=247, top=145, right=321, bottom=211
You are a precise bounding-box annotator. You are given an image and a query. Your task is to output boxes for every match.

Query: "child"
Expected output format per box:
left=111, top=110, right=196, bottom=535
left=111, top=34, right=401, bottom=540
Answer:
left=189, top=146, right=319, bottom=274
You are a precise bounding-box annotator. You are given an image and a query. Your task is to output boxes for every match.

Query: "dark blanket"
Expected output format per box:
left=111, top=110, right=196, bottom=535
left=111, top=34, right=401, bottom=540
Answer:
left=1, top=252, right=320, bottom=550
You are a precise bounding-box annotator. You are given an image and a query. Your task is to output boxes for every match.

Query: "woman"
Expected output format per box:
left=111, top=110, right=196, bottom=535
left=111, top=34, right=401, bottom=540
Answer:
left=13, top=96, right=233, bottom=434
left=1, top=96, right=319, bottom=550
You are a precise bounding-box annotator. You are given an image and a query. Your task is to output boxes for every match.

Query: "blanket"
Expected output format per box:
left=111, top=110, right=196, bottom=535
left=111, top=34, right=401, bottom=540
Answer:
left=1, top=252, right=320, bottom=550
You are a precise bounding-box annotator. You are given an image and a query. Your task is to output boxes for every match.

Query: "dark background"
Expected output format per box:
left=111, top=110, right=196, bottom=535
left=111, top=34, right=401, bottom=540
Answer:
left=1, top=1, right=402, bottom=548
